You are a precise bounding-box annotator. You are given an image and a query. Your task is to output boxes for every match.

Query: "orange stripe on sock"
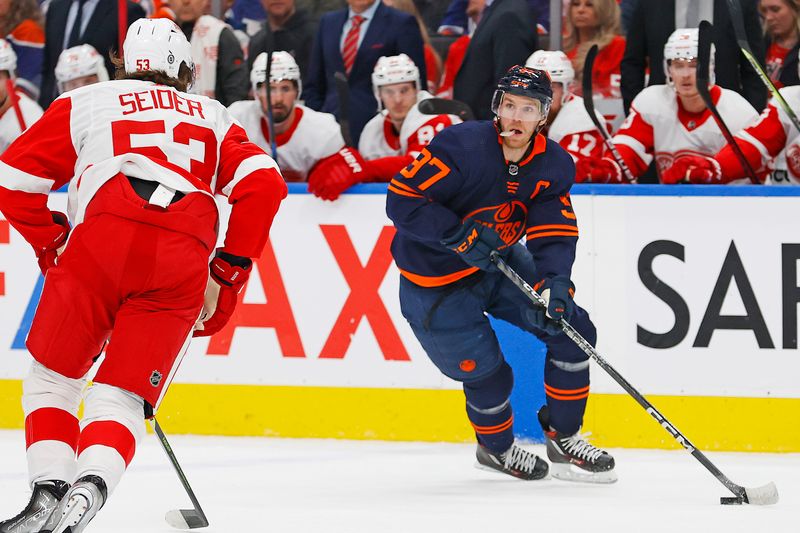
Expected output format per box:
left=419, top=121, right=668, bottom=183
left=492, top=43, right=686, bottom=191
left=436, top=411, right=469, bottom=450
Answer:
left=544, top=384, right=590, bottom=395
left=471, top=416, right=514, bottom=435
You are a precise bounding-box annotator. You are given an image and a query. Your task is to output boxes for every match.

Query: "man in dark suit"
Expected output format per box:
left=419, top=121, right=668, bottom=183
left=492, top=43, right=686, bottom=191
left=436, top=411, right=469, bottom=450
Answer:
left=248, top=0, right=318, bottom=79
left=303, top=0, right=426, bottom=146
left=621, top=0, right=767, bottom=114
left=39, top=0, right=145, bottom=108
left=453, top=0, right=538, bottom=121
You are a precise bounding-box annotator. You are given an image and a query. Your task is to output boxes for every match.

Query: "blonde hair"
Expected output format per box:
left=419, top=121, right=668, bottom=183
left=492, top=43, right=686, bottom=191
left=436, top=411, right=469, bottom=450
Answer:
left=761, top=0, right=800, bottom=40
left=0, top=0, right=43, bottom=37
left=563, top=0, right=621, bottom=83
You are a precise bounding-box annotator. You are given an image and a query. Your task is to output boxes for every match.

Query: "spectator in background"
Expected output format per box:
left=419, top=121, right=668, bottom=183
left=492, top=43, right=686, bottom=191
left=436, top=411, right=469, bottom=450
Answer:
left=412, top=0, right=448, bottom=33
left=437, top=0, right=548, bottom=35
left=761, top=0, right=800, bottom=87
left=619, top=0, right=638, bottom=35
left=435, top=0, right=483, bottom=99
left=39, top=0, right=144, bottom=108
left=167, top=0, right=249, bottom=105
left=0, top=38, right=41, bottom=153
left=248, top=0, right=317, bottom=78
left=563, top=0, right=625, bottom=99
left=296, top=0, right=345, bottom=21
left=621, top=0, right=767, bottom=114
left=453, top=0, right=537, bottom=120
left=0, top=0, right=44, bottom=98
left=383, top=0, right=441, bottom=93
left=54, top=43, right=108, bottom=94
left=303, top=0, right=427, bottom=146
left=226, top=0, right=267, bottom=35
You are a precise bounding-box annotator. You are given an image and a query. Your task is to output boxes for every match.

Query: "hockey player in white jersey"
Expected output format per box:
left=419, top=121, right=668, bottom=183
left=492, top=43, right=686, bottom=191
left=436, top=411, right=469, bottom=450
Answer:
left=580, top=28, right=759, bottom=184
left=55, top=44, right=110, bottom=94
left=0, top=19, right=286, bottom=533
left=669, top=51, right=800, bottom=184
left=524, top=50, right=610, bottom=182
left=0, top=38, right=42, bottom=154
left=228, top=51, right=346, bottom=182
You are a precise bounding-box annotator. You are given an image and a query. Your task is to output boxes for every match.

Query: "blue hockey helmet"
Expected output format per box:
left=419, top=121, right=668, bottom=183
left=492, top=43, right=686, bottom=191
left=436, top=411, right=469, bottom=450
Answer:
left=492, top=65, right=553, bottom=124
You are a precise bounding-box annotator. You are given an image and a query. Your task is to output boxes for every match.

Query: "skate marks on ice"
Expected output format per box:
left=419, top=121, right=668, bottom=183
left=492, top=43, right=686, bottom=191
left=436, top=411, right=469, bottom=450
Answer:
left=0, top=431, right=796, bottom=533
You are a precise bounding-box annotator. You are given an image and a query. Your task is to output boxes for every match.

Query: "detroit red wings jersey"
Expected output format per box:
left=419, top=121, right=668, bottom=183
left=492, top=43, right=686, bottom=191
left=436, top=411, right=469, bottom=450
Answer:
left=358, top=91, right=462, bottom=160
left=228, top=101, right=344, bottom=182
left=613, top=85, right=758, bottom=180
left=548, top=95, right=607, bottom=161
left=0, top=91, right=42, bottom=154
left=732, top=86, right=800, bottom=184
left=0, top=79, right=285, bottom=257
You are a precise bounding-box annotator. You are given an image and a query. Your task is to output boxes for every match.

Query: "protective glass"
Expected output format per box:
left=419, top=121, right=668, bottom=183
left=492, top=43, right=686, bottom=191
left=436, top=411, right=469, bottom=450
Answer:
left=491, top=91, right=546, bottom=123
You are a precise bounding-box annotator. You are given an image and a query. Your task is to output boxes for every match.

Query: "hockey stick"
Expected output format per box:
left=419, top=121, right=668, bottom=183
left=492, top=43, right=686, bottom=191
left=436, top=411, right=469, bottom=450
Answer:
left=583, top=45, right=635, bottom=183
left=725, top=0, right=800, bottom=135
left=417, top=97, right=475, bottom=121
left=152, top=418, right=210, bottom=529
left=334, top=71, right=354, bottom=147
left=489, top=251, right=779, bottom=506
left=264, top=51, right=278, bottom=159
left=5, top=78, right=26, bottom=131
left=696, top=21, right=759, bottom=184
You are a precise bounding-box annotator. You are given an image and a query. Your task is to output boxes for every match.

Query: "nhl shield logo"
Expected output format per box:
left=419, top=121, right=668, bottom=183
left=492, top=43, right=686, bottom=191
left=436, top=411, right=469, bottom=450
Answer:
left=150, top=370, right=163, bottom=387
left=167, top=53, right=175, bottom=65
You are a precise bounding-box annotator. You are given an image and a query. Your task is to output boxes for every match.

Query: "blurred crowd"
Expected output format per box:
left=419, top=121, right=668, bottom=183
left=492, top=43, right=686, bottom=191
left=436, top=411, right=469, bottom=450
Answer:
left=0, top=0, right=799, bottom=191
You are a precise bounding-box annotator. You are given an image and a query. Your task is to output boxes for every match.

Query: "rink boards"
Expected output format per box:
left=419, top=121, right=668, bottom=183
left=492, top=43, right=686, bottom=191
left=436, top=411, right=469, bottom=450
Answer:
left=0, top=184, right=799, bottom=451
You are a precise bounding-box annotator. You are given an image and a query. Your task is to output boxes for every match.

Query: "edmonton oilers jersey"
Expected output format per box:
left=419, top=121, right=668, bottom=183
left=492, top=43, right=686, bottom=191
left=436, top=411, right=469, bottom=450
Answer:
left=386, top=120, right=579, bottom=287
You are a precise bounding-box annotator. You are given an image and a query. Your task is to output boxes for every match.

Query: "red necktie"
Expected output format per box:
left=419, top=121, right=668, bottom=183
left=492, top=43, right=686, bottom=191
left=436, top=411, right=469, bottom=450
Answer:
left=342, top=15, right=365, bottom=76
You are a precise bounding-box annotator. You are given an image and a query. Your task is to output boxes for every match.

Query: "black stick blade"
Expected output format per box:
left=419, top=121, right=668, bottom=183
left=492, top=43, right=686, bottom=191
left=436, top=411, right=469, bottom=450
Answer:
left=166, top=509, right=210, bottom=529
left=696, top=21, right=713, bottom=88
left=334, top=72, right=354, bottom=147
left=417, top=98, right=475, bottom=121
left=582, top=45, right=599, bottom=117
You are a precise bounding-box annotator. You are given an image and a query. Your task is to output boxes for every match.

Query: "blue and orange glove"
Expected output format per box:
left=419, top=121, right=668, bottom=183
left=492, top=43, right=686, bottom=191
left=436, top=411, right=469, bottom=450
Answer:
left=441, top=219, right=506, bottom=272
left=526, top=275, right=575, bottom=335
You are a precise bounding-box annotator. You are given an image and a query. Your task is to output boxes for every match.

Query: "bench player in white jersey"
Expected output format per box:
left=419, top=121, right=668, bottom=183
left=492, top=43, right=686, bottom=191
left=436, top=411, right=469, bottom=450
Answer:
left=359, top=54, right=461, bottom=164
left=668, top=54, right=800, bottom=184
left=0, top=19, right=286, bottom=533
left=55, top=44, right=110, bottom=95
left=228, top=51, right=346, bottom=182
left=580, top=28, right=759, bottom=184
left=0, top=38, right=42, bottom=154
left=525, top=50, right=610, bottom=182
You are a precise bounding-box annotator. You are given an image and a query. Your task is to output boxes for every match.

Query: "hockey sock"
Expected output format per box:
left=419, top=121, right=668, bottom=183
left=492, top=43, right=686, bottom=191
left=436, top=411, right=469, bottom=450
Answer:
left=76, top=383, right=145, bottom=497
left=463, top=361, right=515, bottom=454
left=22, top=362, right=85, bottom=486
left=543, top=357, right=590, bottom=436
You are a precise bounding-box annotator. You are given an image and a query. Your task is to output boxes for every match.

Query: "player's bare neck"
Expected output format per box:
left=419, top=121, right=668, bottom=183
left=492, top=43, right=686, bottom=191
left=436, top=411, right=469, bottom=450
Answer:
left=678, top=93, right=706, bottom=114
left=502, top=140, right=530, bottom=163
left=274, top=107, right=297, bottom=135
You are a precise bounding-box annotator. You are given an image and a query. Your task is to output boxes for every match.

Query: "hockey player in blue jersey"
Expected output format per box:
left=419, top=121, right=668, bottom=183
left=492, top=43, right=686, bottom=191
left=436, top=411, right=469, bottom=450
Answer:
left=386, top=65, right=616, bottom=483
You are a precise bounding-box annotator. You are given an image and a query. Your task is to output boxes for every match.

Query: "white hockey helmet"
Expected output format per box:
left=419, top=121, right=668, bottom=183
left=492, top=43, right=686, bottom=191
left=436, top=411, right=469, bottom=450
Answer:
left=55, top=45, right=109, bottom=93
left=663, top=27, right=714, bottom=86
left=371, top=54, right=420, bottom=107
left=525, top=50, right=574, bottom=86
left=250, top=51, right=302, bottom=95
left=0, top=39, right=17, bottom=77
left=123, top=19, right=194, bottom=82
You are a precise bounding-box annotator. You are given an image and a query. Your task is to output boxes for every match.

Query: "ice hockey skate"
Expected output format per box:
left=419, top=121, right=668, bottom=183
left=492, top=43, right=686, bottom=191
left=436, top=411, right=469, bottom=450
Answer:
left=475, top=442, right=550, bottom=480
left=39, top=476, right=106, bottom=533
left=0, top=480, right=69, bottom=533
left=538, top=406, right=617, bottom=483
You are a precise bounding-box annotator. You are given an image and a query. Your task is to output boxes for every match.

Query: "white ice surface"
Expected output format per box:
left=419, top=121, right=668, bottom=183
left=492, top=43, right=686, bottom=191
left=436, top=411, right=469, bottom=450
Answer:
left=0, top=430, right=797, bottom=533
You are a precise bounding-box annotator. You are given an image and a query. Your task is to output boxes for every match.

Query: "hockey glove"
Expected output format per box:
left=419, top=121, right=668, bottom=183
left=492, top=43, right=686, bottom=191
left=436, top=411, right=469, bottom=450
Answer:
left=660, top=155, right=722, bottom=184
left=525, top=276, right=575, bottom=335
left=194, top=251, right=252, bottom=337
left=307, top=147, right=375, bottom=201
left=575, top=157, right=624, bottom=184
left=441, top=219, right=506, bottom=272
left=36, top=211, right=70, bottom=275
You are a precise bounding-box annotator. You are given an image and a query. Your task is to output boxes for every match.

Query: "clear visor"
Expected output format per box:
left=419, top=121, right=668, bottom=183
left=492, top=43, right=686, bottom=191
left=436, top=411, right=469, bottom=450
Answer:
left=491, top=91, right=547, bottom=122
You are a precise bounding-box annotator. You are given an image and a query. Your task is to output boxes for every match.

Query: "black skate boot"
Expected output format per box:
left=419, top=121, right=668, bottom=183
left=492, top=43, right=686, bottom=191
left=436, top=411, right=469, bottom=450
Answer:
left=475, top=442, right=550, bottom=480
left=0, top=480, right=69, bottom=533
left=39, top=475, right=106, bottom=533
left=538, top=406, right=617, bottom=484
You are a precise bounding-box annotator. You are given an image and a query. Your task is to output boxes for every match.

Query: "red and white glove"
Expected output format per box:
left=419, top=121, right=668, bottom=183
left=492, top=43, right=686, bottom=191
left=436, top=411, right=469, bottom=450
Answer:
left=660, top=155, right=722, bottom=185
left=307, top=147, right=375, bottom=201
left=194, top=251, right=252, bottom=337
left=575, top=157, right=625, bottom=184
left=36, top=211, right=70, bottom=275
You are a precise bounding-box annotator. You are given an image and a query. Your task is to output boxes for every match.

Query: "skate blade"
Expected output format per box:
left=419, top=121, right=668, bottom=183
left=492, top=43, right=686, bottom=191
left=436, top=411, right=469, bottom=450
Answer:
left=474, top=461, right=552, bottom=481
left=50, top=494, right=89, bottom=533
left=550, top=462, right=618, bottom=484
